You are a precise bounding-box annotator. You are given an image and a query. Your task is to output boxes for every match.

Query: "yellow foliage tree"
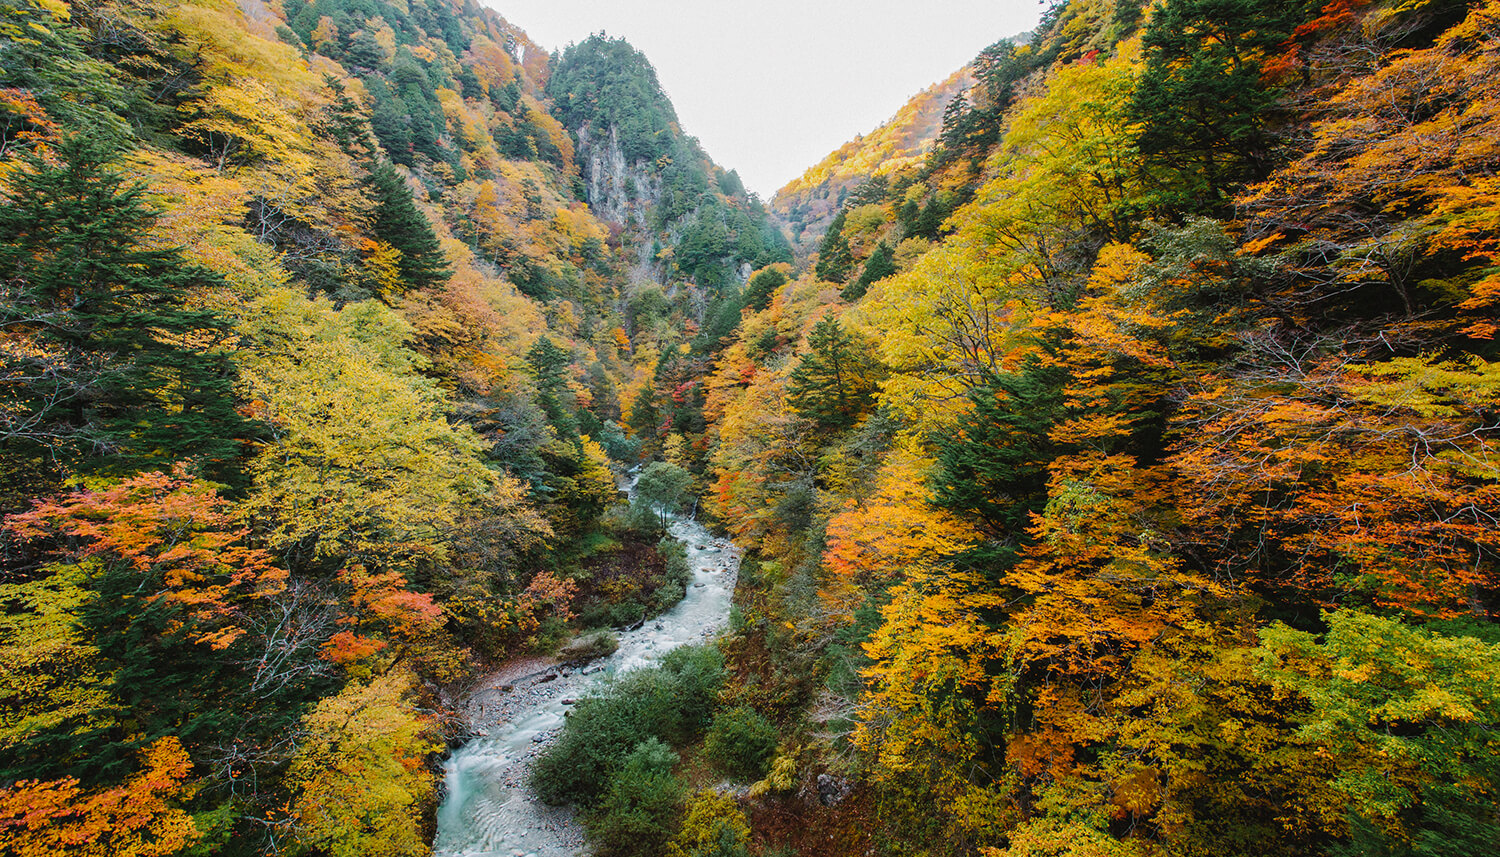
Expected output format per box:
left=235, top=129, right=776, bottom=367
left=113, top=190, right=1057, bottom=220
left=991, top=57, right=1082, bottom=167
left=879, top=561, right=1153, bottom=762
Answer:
left=287, top=669, right=439, bottom=857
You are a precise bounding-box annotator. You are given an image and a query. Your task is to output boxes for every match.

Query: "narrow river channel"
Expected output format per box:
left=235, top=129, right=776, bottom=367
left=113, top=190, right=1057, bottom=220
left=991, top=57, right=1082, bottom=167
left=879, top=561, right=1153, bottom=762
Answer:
left=432, top=508, right=739, bottom=856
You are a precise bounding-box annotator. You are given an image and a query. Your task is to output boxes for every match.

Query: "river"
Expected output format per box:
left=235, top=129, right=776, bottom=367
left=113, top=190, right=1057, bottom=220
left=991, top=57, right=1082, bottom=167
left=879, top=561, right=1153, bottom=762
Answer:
left=431, top=511, right=739, bottom=856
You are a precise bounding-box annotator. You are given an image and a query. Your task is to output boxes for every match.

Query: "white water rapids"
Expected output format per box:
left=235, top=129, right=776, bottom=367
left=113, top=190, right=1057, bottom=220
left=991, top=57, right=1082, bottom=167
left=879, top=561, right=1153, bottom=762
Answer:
left=431, top=512, right=739, bottom=857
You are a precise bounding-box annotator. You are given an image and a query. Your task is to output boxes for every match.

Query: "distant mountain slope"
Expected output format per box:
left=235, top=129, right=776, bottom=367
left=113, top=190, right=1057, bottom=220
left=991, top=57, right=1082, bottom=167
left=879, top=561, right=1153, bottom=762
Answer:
left=771, top=67, right=972, bottom=256
left=0, top=1, right=786, bottom=850
left=548, top=35, right=791, bottom=291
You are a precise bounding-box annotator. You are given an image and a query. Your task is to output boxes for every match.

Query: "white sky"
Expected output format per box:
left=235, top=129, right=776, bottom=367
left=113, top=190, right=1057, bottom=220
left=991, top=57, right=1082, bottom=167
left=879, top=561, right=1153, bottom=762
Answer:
left=482, top=1, right=1044, bottom=198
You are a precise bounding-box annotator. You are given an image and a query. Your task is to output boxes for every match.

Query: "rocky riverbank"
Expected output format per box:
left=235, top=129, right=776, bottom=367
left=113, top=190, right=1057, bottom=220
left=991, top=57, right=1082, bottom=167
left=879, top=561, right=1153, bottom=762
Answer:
left=433, top=523, right=740, bottom=857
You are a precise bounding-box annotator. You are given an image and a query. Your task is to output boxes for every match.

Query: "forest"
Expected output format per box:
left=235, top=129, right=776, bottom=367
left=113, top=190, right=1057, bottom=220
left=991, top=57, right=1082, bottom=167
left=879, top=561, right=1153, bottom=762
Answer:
left=1, top=0, right=1498, bottom=855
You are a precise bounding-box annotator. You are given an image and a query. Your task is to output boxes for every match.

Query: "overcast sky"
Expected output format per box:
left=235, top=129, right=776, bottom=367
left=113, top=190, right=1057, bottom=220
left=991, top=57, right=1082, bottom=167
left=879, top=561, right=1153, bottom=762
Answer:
left=482, top=1, right=1044, bottom=198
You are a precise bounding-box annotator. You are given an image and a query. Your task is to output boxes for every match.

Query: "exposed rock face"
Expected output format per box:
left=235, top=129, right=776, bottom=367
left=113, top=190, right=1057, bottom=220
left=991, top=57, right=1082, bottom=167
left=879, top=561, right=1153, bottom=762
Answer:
left=574, top=122, right=757, bottom=297
left=575, top=122, right=665, bottom=284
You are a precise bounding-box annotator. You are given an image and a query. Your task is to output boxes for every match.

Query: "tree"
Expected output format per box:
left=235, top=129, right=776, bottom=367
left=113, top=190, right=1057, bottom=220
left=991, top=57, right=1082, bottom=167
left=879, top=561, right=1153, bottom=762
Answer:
left=667, top=791, right=752, bottom=857
left=0, top=737, right=199, bottom=857
left=239, top=289, right=548, bottom=576
left=3, top=468, right=287, bottom=652
left=786, top=316, right=878, bottom=430
left=1170, top=350, right=1500, bottom=620
left=814, top=209, right=855, bottom=284
left=635, top=461, right=693, bottom=528
left=1241, top=0, right=1500, bottom=331
left=743, top=266, right=788, bottom=312
left=0, top=565, right=111, bottom=779
left=823, top=439, right=980, bottom=618
left=934, top=354, right=1070, bottom=546
left=0, top=137, right=254, bottom=480
left=703, top=706, right=778, bottom=782
left=366, top=160, right=449, bottom=291
left=1130, top=0, right=1309, bottom=207
left=1258, top=610, right=1500, bottom=854
left=3, top=467, right=294, bottom=779
left=844, top=242, right=896, bottom=301
left=527, top=334, right=577, bottom=439
left=321, top=75, right=378, bottom=162
left=286, top=669, right=439, bottom=857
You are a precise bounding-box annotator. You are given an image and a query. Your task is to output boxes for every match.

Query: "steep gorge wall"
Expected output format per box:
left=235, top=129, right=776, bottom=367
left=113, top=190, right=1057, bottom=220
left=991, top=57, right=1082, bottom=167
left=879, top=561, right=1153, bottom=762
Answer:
left=576, top=122, right=666, bottom=285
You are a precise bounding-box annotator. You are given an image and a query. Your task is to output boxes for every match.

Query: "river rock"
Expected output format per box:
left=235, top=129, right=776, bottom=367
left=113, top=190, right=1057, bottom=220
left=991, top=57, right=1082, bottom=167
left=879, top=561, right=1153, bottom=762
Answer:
left=817, top=773, right=853, bottom=806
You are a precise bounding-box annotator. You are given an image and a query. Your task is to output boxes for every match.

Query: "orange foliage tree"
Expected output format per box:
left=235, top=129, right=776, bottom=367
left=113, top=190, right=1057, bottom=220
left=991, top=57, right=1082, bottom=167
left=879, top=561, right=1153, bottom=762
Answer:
left=0, top=737, right=199, bottom=857
left=5, top=466, right=287, bottom=649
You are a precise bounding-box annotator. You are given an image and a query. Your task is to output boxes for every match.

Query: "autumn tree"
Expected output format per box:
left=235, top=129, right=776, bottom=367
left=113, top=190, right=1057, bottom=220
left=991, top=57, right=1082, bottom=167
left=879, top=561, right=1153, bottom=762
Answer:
left=0, top=564, right=111, bottom=779
left=822, top=439, right=979, bottom=618
left=1241, top=0, right=1500, bottom=332
left=1258, top=610, right=1500, bottom=854
left=239, top=289, right=548, bottom=582
left=1170, top=347, right=1500, bottom=620
left=286, top=669, right=439, bottom=857
left=0, top=737, right=199, bottom=857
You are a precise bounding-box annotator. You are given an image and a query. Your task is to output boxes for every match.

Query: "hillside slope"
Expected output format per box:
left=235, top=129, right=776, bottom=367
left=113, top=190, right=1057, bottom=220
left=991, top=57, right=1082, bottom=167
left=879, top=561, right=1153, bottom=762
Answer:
left=772, top=66, right=972, bottom=256
left=692, top=1, right=1500, bottom=855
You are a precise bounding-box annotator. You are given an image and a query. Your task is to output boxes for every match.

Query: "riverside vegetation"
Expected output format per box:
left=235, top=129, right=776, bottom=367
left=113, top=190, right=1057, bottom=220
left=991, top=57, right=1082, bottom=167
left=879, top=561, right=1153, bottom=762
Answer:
left=3, top=0, right=1500, bottom=856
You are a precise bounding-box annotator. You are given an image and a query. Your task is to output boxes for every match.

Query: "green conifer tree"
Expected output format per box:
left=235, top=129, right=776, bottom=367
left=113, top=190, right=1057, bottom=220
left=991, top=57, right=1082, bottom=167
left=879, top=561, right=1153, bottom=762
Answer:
left=367, top=160, right=450, bottom=290
left=1130, top=0, right=1310, bottom=207
left=0, top=137, right=254, bottom=481
left=526, top=335, right=577, bottom=439
left=742, top=267, right=788, bottom=312
left=933, top=354, right=1070, bottom=546
left=842, top=241, right=896, bottom=301
left=786, top=316, right=875, bottom=430
left=813, top=209, right=854, bottom=284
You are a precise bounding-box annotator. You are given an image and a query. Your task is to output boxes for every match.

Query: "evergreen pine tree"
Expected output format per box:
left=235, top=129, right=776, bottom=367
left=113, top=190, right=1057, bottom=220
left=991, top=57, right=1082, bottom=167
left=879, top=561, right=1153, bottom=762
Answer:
left=345, top=28, right=387, bottom=72
left=458, top=66, right=484, bottom=100
left=1130, top=0, right=1309, bottom=207
left=933, top=354, right=1070, bottom=543
left=0, top=137, right=254, bottom=480
left=842, top=241, right=896, bottom=301
left=367, top=160, right=450, bottom=291
left=786, top=317, right=875, bottom=430
left=813, top=209, right=854, bottom=284
left=742, top=267, right=788, bottom=312
left=526, top=335, right=577, bottom=439
left=321, top=75, right=378, bottom=162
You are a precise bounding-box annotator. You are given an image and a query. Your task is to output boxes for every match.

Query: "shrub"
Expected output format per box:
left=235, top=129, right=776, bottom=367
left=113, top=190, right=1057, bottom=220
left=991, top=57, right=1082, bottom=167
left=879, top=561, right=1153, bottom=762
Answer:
left=703, top=706, right=778, bottom=782
left=587, top=739, right=684, bottom=857
left=749, top=752, right=800, bottom=797
left=667, top=790, right=752, bottom=857
left=660, top=537, right=691, bottom=586
left=531, top=645, right=725, bottom=805
left=559, top=630, right=619, bottom=663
